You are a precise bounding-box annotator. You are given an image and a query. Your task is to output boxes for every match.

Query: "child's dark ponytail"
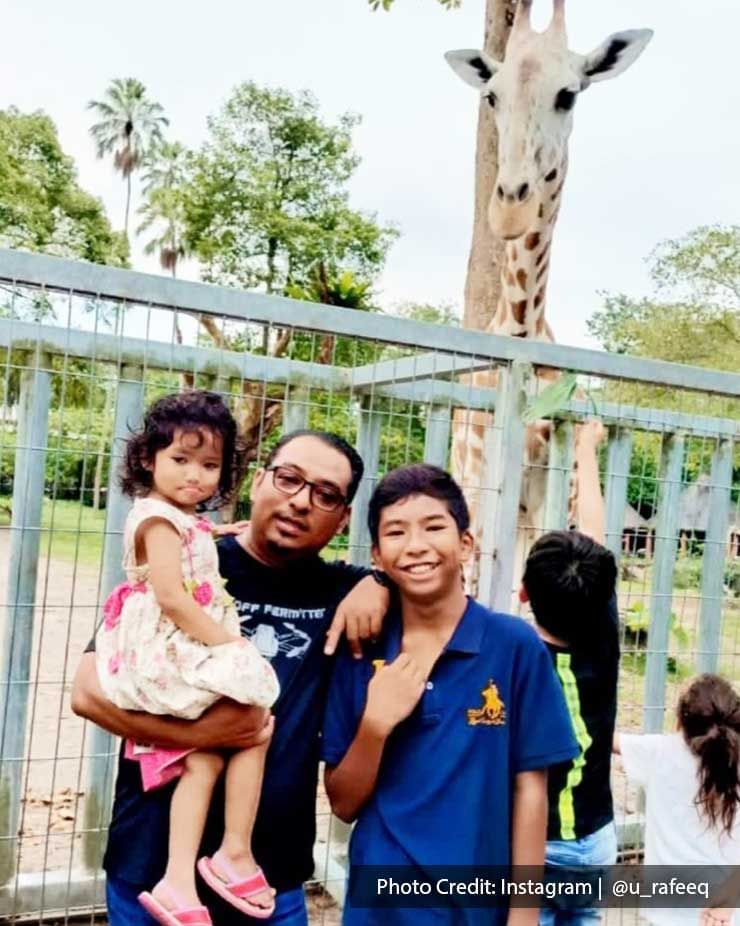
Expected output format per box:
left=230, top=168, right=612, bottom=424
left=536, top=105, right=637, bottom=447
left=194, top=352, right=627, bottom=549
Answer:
left=678, top=674, right=740, bottom=836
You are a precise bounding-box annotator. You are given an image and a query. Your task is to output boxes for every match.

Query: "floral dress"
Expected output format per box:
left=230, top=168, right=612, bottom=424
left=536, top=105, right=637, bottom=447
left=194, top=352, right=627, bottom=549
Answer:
left=96, top=497, right=279, bottom=721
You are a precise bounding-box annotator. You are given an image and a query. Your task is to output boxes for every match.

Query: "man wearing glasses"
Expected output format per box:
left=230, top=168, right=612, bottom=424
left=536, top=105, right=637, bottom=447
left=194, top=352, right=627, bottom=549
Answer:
left=72, top=430, right=389, bottom=925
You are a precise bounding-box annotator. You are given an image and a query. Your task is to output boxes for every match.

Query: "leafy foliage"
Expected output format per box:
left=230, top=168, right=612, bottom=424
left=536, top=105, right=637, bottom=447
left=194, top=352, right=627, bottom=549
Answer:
left=88, top=78, right=169, bottom=233
left=183, top=83, right=398, bottom=294
left=0, top=108, right=128, bottom=265
left=368, top=0, right=461, bottom=8
left=88, top=78, right=168, bottom=177
left=137, top=141, right=191, bottom=273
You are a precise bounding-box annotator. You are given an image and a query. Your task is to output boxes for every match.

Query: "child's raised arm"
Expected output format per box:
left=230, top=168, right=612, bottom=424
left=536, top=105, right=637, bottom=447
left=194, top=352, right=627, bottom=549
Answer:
left=574, top=419, right=607, bottom=545
left=140, top=519, right=241, bottom=647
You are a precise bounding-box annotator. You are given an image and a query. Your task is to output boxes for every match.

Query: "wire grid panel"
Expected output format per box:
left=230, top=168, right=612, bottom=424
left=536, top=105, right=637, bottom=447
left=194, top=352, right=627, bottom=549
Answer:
left=0, top=250, right=738, bottom=923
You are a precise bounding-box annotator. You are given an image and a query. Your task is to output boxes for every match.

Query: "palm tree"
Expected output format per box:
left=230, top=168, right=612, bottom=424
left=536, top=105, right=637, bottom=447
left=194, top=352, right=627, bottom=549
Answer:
left=137, top=142, right=223, bottom=356
left=137, top=142, right=189, bottom=279
left=88, top=78, right=169, bottom=235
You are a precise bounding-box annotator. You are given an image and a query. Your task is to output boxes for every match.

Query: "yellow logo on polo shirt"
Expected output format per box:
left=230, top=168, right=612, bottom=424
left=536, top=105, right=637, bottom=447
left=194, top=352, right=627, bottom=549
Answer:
left=372, top=659, right=386, bottom=674
left=467, top=679, right=506, bottom=726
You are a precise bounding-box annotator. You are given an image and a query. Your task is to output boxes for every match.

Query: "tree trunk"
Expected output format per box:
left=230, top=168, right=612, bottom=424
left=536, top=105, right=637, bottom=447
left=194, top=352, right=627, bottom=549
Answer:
left=124, top=173, right=132, bottom=236
left=463, top=0, right=517, bottom=332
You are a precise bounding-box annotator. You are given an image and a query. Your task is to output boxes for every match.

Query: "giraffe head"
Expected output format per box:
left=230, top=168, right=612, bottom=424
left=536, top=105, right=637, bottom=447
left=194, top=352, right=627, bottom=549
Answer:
left=446, top=0, right=652, bottom=240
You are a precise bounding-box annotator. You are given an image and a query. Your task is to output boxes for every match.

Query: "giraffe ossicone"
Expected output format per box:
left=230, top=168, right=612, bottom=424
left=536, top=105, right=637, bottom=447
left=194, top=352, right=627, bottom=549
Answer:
left=444, top=0, right=652, bottom=595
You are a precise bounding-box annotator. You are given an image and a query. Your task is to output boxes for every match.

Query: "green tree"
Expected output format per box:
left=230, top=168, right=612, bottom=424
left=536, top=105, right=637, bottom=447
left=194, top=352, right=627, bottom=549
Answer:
left=137, top=141, right=190, bottom=278
left=88, top=78, right=169, bottom=235
left=391, top=301, right=461, bottom=326
left=588, top=225, right=740, bottom=374
left=0, top=108, right=127, bottom=266
left=588, top=226, right=740, bottom=516
left=651, top=224, right=740, bottom=310
left=180, top=83, right=397, bottom=471
left=369, top=0, right=459, bottom=8
left=184, top=83, right=397, bottom=296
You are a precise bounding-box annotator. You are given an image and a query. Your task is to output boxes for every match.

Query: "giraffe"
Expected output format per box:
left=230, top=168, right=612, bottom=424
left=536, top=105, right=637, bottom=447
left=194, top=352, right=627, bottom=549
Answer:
left=445, top=0, right=652, bottom=594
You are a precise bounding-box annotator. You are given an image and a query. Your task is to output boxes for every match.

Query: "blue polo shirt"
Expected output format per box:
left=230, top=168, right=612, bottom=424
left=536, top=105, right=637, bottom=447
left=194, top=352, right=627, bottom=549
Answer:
left=322, top=598, right=578, bottom=926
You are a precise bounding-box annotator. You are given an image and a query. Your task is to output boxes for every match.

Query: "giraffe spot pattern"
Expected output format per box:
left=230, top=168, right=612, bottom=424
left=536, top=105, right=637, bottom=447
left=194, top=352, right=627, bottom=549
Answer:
left=511, top=299, right=528, bottom=324
left=535, top=244, right=550, bottom=267
left=516, top=268, right=528, bottom=290
left=525, top=232, right=541, bottom=251
left=536, top=261, right=549, bottom=282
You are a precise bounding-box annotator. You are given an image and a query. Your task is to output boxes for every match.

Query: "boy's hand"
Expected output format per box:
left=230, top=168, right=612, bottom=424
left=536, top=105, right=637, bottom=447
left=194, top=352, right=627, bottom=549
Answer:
left=363, top=654, right=426, bottom=738
left=324, top=575, right=390, bottom=658
left=576, top=418, right=606, bottom=451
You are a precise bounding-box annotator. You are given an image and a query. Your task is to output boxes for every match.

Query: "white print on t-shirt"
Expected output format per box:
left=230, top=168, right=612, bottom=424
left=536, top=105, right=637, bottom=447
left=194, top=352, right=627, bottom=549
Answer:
left=236, top=600, right=327, bottom=622
left=246, top=622, right=312, bottom=660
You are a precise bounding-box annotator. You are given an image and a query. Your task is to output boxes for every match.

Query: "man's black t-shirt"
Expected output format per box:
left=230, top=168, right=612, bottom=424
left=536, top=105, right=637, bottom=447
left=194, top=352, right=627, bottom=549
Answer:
left=544, top=595, right=620, bottom=842
left=102, top=537, right=367, bottom=891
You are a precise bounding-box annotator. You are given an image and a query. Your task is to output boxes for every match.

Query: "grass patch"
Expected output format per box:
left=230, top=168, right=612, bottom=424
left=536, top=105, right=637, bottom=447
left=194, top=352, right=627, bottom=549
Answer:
left=0, top=495, right=107, bottom=567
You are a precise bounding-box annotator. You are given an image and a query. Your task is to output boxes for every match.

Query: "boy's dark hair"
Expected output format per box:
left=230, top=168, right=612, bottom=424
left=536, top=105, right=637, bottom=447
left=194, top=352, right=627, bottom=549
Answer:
left=121, top=390, right=247, bottom=509
left=264, top=430, right=364, bottom=504
left=367, top=464, right=470, bottom=544
left=679, top=674, right=740, bottom=836
left=522, top=531, right=617, bottom=650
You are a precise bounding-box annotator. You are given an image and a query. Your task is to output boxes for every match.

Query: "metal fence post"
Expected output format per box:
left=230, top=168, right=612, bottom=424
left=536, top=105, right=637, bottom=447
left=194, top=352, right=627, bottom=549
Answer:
left=347, top=398, right=383, bottom=567
left=0, top=351, right=52, bottom=884
left=283, top=388, right=310, bottom=434
left=479, top=361, right=531, bottom=613
left=643, top=432, right=685, bottom=733
left=82, top=365, right=144, bottom=870
left=423, top=404, right=451, bottom=469
left=543, top=420, right=574, bottom=532
left=604, top=427, right=634, bottom=564
left=696, top=438, right=734, bottom=674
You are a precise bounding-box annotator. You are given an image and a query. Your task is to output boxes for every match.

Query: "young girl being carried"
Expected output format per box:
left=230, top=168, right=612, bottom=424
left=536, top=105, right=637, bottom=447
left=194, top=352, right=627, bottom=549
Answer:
left=615, top=673, right=740, bottom=926
left=96, top=390, right=280, bottom=925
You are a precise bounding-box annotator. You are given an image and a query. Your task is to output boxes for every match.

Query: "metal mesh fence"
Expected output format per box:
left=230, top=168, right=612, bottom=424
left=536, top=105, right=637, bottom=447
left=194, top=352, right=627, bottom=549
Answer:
left=0, top=249, right=738, bottom=923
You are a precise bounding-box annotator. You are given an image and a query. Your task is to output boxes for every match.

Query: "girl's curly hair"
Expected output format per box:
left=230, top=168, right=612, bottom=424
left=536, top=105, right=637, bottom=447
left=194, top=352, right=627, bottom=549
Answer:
left=120, top=390, right=248, bottom=509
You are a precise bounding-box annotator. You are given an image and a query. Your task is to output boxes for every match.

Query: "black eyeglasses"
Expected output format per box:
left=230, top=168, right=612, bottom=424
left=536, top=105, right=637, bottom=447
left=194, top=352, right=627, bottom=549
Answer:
left=266, top=466, right=348, bottom=513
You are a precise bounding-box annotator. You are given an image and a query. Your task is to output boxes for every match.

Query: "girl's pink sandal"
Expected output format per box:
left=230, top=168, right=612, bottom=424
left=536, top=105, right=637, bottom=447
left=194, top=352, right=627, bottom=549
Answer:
left=138, top=882, right=213, bottom=926
left=197, top=851, right=276, bottom=919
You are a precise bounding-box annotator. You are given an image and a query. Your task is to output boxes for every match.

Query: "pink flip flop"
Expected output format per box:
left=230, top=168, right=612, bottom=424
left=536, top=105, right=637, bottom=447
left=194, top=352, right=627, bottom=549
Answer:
left=138, top=882, right=213, bottom=926
left=197, top=850, right=276, bottom=919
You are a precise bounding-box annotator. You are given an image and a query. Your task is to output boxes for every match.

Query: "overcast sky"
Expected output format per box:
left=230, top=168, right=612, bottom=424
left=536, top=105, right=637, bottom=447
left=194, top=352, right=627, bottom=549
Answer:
left=2, top=0, right=738, bottom=347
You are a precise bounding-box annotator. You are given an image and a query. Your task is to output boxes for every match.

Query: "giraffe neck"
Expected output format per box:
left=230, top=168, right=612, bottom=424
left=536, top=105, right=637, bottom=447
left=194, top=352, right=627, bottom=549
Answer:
left=489, top=156, right=568, bottom=341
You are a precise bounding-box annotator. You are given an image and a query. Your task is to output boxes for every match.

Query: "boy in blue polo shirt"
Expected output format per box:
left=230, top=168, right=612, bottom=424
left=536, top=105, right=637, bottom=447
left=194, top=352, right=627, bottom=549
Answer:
left=322, top=464, right=578, bottom=926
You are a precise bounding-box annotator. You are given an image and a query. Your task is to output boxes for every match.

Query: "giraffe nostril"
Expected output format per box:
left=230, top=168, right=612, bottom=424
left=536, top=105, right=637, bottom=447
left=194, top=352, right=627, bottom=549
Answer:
left=496, top=184, right=505, bottom=202
left=517, top=182, right=530, bottom=202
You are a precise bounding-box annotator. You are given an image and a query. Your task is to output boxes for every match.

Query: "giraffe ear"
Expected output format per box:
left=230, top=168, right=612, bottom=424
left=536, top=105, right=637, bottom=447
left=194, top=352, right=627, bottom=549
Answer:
left=445, top=49, right=501, bottom=90
left=580, top=29, right=653, bottom=85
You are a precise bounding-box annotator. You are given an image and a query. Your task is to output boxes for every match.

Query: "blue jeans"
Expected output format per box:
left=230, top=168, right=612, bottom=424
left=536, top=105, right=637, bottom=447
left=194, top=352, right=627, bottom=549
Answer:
left=539, top=822, right=617, bottom=926
left=106, top=873, right=308, bottom=926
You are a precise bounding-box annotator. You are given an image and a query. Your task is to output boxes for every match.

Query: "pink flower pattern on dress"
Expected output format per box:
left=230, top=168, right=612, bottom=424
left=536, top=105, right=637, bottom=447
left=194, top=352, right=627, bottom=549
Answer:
left=108, top=652, right=123, bottom=675
left=195, top=518, right=212, bottom=533
left=192, top=581, right=213, bottom=607
left=103, top=581, right=147, bottom=631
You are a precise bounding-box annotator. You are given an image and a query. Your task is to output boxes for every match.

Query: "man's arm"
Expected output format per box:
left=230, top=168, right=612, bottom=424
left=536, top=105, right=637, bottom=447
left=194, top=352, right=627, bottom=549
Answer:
left=507, top=769, right=547, bottom=926
left=71, top=653, right=272, bottom=750
left=575, top=419, right=607, bottom=545
left=324, top=574, right=391, bottom=658
left=324, top=654, right=425, bottom=822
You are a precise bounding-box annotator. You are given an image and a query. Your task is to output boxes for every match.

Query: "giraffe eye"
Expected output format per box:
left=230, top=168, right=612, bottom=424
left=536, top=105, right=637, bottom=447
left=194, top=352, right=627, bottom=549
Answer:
left=554, top=88, right=576, bottom=112
left=486, top=92, right=498, bottom=109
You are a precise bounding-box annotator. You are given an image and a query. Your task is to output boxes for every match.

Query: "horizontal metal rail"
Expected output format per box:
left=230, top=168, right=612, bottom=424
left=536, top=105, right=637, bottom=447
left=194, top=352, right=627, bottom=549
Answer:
left=1, top=249, right=739, bottom=398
